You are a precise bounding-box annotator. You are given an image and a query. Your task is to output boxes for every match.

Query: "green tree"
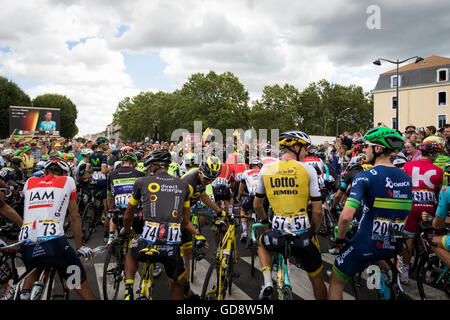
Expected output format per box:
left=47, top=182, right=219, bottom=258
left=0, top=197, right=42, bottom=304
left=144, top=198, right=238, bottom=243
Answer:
left=32, top=94, right=78, bottom=138
left=175, top=71, right=251, bottom=134
left=0, top=76, right=32, bottom=138
left=251, top=84, right=302, bottom=132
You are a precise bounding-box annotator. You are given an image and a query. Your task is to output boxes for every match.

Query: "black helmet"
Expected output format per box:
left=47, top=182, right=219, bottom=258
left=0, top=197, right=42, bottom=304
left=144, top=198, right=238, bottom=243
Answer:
left=144, top=149, right=172, bottom=168
left=121, top=152, right=138, bottom=166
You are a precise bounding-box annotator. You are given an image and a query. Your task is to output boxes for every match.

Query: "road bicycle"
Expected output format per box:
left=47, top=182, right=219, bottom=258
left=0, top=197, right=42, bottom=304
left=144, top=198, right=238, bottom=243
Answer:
left=0, top=241, right=103, bottom=300
left=102, top=208, right=143, bottom=300
left=201, top=213, right=252, bottom=300
left=251, top=223, right=306, bottom=300
left=190, top=201, right=207, bottom=284
left=81, top=184, right=105, bottom=244
left=415, top=222, right=450, bottom=300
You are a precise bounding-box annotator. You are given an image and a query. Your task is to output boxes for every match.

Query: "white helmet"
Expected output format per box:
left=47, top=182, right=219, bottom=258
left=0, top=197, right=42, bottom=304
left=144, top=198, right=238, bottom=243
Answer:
left=1, top=148, right=15, bottom=157
left=250, top=158, right=263, bottom=166
left=44, top=158, right=71, bottom=175
left=81, top=148, right=94, bottom=156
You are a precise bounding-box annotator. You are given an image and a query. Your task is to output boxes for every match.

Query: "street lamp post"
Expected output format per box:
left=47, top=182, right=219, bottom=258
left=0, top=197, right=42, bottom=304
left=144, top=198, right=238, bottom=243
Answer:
left=336, top=107, right=350, bottom=136
left=373, top=56, right=424, bottom=130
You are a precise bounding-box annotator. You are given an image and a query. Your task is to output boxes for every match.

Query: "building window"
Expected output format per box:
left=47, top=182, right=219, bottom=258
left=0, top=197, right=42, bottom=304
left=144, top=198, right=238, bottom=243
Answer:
left=438, top=91, right=447, bottom=106
left=392, top=117, right=398, bottom=130
left=391, top=75, right=401, bottom=88
left=391, top=96, right=398, bottom=109
left=438, top=114, right=447, bottom=128
left=437, top=68, right=448, bottom=82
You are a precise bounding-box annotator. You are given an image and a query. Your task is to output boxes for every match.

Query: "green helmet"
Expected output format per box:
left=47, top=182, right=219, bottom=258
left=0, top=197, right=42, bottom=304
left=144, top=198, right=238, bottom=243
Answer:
left=363, top=127, right=404, bottom=151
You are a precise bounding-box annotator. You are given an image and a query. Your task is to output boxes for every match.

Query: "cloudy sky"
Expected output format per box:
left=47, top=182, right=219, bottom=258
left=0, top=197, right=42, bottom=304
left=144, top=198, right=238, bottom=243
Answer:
left=1, top=0, right=449, bottom=136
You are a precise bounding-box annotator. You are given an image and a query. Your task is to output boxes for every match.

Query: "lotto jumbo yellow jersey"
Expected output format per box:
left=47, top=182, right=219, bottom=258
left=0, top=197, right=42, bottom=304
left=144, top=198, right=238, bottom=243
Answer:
left=256, top=158, right=322, bottom=215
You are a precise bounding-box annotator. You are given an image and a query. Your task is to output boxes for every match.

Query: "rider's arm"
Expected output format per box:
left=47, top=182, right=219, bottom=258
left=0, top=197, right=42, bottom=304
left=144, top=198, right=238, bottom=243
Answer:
left=434, top=187, right=450, bottom=230
left=68, top=198, right=83, bottom=250
left=254, top=195, right=267, bottom=221
left=200, top=192, right=222, bottom=214
left=0, top=197, right=22, bottom=226
left=305, top=164, right=323, bottom=234
left=238, top=180, right=248, bottom=197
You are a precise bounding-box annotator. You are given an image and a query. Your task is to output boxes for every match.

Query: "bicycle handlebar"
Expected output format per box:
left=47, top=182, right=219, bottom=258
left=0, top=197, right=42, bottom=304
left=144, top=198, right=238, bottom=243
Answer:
left=251, top=223, right=269, bottom=242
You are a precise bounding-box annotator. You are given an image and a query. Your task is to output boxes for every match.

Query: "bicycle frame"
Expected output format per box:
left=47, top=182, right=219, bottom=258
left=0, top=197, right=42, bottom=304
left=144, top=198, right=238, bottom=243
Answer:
left=138, top=262, right=154, bottom=299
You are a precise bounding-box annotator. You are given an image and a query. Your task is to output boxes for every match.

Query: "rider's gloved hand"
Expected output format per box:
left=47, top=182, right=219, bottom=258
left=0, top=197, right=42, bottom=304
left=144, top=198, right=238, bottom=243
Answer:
left=118, top=227, right=130, bottom=240
left=194, top=234, right=208, bottom=249
left=77, top=246, right=93, bottom=258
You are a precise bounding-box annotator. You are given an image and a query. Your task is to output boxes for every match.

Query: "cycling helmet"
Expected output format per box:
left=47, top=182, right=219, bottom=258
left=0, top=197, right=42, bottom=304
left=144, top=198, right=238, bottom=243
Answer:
left=184, top=152, right=198, bottom=166
left=122, top=152, right=138, bottom=166
left=307, top=145, right=318, bottom=156
left=96, top=136, right=109, bottom=145
left=66, top=153, right=75, bottom=160
left=390, top=154, right=408, bottom=168
left=135, top=151, right=142, bottom=160
left=44, top=158, right=70, bottom=175
left=279, top=130, right=311, bottom=147
left=10, top=157, right=22, bottom=165
left=363, top=127, right=404, bottom=151
left=144, top=149, right=172, bottom=168
left=41, top=154, right=50, bottom=160
left=199, top=155, right=222, bottom=180
left=34, top=162, right=46, bottom=172
left=444, top=162, right=450, bottom=176
left=263, top=144, right=272, bottom=155
left=423, top=135, right=446, bottom=150
left=1, top=149, right=14, bottom=157
left=317, top=152, right=327, bottom=161
left=420, top=140, right=443, bottom=155
left=356, top=153, right=367, bottom=164
left=250, top=158, right=263, bottom=167
left=81, top=148, right=93, bottom=156
left=352, top=137, right=364, bottom=145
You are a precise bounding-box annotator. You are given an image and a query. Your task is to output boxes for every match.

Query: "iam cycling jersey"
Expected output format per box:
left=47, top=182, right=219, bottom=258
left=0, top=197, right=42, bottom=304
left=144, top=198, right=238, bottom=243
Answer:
left=241, top=168, right=261, bottom=196
left=333, top=166, right=413, bottom=280
left=107, top=166, right=145, bottom=209
left=128, top=172, right=190, bottom=244
left=19, top=174, right=77, bottom=243
left=402, top=158, right=443, bottom=235
left=256, top=157, right=321, bottom=234
left=435, top=186, right=450, bottom=251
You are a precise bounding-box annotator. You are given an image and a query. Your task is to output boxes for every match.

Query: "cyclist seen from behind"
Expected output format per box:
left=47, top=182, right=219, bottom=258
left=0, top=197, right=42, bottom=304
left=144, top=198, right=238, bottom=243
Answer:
left=328, top=127, right=413, bottom=300
left=254, top=130, right=328, bottom=300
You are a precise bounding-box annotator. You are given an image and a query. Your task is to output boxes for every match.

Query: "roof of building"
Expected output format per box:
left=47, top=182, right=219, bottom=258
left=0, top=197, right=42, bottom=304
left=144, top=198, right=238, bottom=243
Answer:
left=382, top=55, right=450, bottom=75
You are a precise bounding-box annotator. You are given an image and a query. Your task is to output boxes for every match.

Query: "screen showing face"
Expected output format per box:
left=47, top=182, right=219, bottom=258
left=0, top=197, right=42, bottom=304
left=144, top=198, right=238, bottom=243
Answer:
left=9, top=106, right=61, bottom=136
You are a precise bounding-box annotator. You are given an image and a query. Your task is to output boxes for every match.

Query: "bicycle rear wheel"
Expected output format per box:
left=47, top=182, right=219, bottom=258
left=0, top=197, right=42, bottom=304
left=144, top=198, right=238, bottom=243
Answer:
left=46, top=269, right=70, bottom=300
left=201, top=261, right=221, bottom=300
left=82, top=202, right=94, bottom=243
left=102, top=240, right=122, bottom=300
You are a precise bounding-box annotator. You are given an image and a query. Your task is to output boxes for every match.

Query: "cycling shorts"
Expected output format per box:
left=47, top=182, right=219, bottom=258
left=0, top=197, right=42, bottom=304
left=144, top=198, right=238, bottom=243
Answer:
left=20, top=236, right=87, bottom=284
left=241, top=196, right=270, bottom=214
left=332, top=239, right=396, bottom=281
left=404, top=204, right=436, bottom=236
left=213, top=185, right=233, bottom=201
left=129, top=238, right=186, bottom=282
left=259, top=229, right=323, bottom=277
left=110, top=210, right=144, bottom=235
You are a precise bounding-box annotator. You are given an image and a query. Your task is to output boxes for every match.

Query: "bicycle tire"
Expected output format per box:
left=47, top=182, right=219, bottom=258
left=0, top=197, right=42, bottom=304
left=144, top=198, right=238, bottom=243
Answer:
left=102, top=240, right=122, bottom=300
left=228, top=245, right=235, bottom=296
left=201, top=261, right=220, bottom=300
left=280, top=285, right=293, bottom=300
left=416, top=254, right=430, bottom=300
left=46, top=268, right=70, bottom=300
left=191, top=236, right=197, bottom=284
left=81, top=202, right=94, bottom=243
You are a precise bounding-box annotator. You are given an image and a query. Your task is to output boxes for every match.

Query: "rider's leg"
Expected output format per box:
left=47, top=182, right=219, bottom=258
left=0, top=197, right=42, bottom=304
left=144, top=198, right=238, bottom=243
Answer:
left=74, top=279, right=97, bottom=300
left=308, top=270, right=328, bottom=300
left=328, top=271, right=348, bottom=300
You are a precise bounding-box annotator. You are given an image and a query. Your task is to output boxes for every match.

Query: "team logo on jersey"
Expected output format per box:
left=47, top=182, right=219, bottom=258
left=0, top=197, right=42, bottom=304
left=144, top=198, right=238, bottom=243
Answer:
left=172, top=210, right=178, bottom=218
left=149, top=195, right=158, bottom=202
left=148, top=183, right=160, bottom=193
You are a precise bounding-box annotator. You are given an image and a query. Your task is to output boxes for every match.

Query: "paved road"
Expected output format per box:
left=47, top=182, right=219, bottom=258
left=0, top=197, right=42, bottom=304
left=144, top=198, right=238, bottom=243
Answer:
left=3, top=213, right=449, bottom=301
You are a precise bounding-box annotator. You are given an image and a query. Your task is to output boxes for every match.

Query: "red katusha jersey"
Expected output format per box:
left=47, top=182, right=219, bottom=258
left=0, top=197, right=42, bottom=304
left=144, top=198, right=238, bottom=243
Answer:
left=20, top=174, right=77, bottom=243
left=402, top=158, right=443, bottom=207
left=212, top=163, right=235, bottom=187
left=231, top=163, right=249, bottom=182
left=241, top=168, right=261, bottom=195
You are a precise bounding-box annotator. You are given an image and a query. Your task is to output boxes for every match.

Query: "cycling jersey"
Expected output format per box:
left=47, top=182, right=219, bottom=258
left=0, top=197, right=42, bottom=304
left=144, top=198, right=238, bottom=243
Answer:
left=231, top=163, right=249, bottom=183
left=107, top=166, right=145, bottom=209
left=181, top=169, right=207, bottom=206
left=241, top=168, right=261, bottom=196
left=0, top=166, right=23, bottom=183
left=434, top=186, right=450, bottom=251
left=88, top=151, right=108, bottom=180
left=340, top=164, right=364, bottom=193
left=168, top=162, right=182, bottom=178
left=333, top=166, right=413, bottom=280
left=403, top=158, right=443, bottom=234
left=20, top=175, right=77, bottom=243
left=212, top=164, right=234, bottom=187
left=256, top=157, right=321, bottom=233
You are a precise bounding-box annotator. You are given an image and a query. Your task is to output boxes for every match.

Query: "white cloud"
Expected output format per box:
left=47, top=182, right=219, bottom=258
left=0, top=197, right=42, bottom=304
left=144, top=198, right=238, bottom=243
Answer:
left=1, top=0, right=448, bottom=136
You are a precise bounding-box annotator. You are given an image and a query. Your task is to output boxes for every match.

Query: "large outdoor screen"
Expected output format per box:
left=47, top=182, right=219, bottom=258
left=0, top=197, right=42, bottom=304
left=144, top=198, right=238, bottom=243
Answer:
left=9, top=106, right=61, bottom=136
